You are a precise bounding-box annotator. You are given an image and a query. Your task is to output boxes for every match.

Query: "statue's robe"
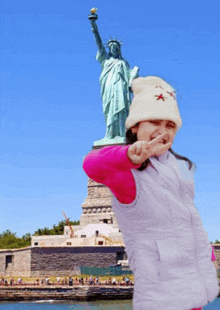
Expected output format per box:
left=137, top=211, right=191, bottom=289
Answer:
left=97, top=50, right=138, bottom=139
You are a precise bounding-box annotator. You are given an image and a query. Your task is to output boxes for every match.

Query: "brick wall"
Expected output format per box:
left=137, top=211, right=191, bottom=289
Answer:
left=31, top=246, right=125, bottom=277
left=12, top=248, right=31, bottom=277
left=0, top=253, right=6, bottom=275
left=0, top=248, right=31, bottom=277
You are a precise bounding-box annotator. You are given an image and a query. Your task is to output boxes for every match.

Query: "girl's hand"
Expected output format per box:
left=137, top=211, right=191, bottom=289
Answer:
left=127, top=133, right=172, bottom=165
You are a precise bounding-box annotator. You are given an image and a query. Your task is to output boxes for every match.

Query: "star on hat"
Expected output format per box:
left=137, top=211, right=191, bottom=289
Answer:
left=155, top=94, right=166, bottom=101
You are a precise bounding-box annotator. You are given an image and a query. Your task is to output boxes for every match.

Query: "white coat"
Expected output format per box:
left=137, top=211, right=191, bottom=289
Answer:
left=112, top=151, right=219, bottom=310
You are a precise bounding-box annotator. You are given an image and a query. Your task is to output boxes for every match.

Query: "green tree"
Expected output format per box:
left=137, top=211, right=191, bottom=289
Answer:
left=0, top=230, right=31, bottom=249
left=34, top=219, right=80, bottom=236
left=22, top=233, right=32, bottom=243
left=0, top=218, right=80, bottom=248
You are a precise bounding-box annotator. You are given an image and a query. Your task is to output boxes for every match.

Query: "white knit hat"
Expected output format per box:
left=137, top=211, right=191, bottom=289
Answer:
left=125, top=76, right=182, bottom=131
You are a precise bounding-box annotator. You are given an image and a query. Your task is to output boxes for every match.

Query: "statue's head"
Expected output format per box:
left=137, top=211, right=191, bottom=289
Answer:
left=107, top=39, right=122, bottom=58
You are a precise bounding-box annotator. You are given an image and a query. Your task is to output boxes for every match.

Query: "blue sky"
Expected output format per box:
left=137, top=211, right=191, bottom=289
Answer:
left=1, top=0, right=219, bottom=242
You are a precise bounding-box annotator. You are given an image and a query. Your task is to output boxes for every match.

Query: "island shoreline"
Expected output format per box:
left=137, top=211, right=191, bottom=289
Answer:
left=0, top=285, right=134, bottom=301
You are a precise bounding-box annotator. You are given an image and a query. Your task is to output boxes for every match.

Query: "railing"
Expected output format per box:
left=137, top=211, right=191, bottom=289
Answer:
left=80, top=265, right=133, bottom=276
left=0, top=281, right=134, bottom=287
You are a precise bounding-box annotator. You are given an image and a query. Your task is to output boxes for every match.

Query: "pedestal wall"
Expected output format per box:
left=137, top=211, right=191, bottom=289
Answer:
left=80, top=178, right=119, bottom=228
left=30, top=246, right=125, bottom=277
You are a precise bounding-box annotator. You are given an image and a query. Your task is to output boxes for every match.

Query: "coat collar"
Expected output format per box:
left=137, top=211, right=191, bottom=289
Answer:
left=150, top=150, right=170, bottom=165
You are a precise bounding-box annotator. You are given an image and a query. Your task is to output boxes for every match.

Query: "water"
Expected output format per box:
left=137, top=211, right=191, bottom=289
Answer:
left=0, top=300, right=132, bottom=309
left=0, top=299, right=219, bottom=310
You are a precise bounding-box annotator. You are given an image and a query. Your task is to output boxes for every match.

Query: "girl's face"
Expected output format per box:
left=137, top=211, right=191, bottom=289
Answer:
left=131, top=119, right=177, bottom=147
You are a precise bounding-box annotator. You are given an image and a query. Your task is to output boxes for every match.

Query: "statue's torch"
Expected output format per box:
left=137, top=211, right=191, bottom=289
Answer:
left=88, top=7, right=98, bottom=21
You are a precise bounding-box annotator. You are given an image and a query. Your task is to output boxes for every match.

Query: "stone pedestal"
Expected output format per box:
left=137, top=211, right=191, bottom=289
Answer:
left=80, top=178, right=118, bottom=228
left=80, top=143, right=126, bottom=229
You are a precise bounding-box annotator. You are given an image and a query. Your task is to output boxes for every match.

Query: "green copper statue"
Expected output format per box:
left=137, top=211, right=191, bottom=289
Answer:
left=88, top=8, right=139, bottom=145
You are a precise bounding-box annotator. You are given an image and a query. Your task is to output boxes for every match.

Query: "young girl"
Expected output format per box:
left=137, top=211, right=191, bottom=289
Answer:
left=83, top=76, right=219, bottom=310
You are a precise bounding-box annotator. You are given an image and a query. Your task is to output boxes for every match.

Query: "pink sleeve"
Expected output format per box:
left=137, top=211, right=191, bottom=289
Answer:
left=211, top=245, right=216, bottom=261
left=83, top=145, right=139, bottom=182
left=83, top=145, right=140, bottom=204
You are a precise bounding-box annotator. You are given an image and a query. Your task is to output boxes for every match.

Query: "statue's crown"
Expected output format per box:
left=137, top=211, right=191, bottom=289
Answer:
left=106, top=37, right=123, bottom=48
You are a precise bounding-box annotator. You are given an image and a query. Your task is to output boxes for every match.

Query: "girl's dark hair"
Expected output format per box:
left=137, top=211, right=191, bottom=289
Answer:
left=126, top=128, right=195, bottom=171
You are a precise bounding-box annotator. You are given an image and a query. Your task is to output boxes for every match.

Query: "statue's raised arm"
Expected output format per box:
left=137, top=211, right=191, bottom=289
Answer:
left=89, top=8, right=106, bottom=57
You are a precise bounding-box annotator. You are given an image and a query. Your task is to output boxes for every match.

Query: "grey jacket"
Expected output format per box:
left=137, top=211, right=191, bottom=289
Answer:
left=112, top=151, right=219, bottom=310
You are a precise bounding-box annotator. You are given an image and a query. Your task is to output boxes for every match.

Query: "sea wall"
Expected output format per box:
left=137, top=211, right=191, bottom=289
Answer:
left=0, top=246, right=125, bottom=277
left=0, top=285, right=133, bottom=301
left=0, top=285, right=219, bottom=302
left=31, top=246, right=125, bottom=277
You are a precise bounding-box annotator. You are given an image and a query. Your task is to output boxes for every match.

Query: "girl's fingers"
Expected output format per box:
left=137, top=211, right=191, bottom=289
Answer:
left=153, top=142, right=172, bottom=156
left=135, top=143, right=142, bottom=155
left=141, top=142, right=148, bottom=155
left=137, top=142, right=146, bottom=156
left=148, top=133, right=167, bottom=146
left=129, top=138, right=171, bottom=164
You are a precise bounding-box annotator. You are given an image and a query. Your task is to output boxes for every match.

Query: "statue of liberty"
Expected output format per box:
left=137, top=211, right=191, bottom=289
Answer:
left=89, top=8, right=139, bottom=145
